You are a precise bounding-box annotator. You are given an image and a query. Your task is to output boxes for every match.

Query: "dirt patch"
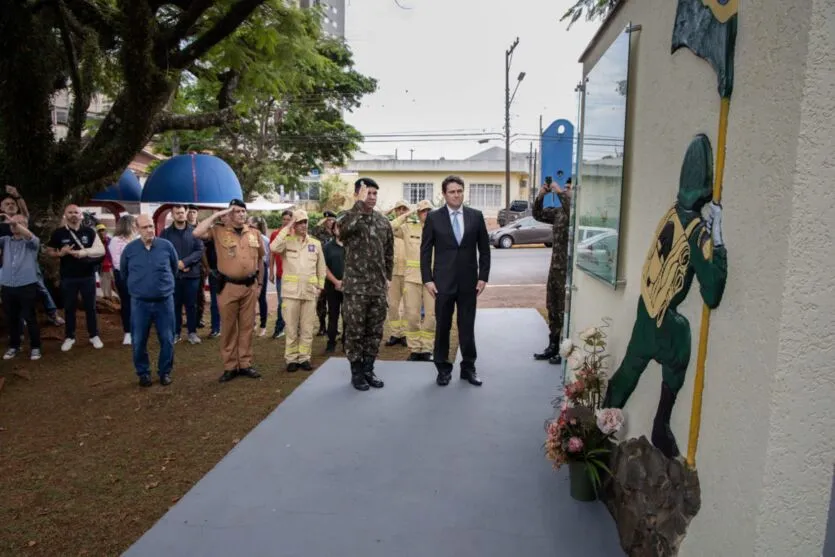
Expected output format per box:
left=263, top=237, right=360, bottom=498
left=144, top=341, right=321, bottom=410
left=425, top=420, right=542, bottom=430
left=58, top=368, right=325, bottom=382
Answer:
left=478, top=285, right=546, bottom=310
left=0, top=306, right=457, bottom=556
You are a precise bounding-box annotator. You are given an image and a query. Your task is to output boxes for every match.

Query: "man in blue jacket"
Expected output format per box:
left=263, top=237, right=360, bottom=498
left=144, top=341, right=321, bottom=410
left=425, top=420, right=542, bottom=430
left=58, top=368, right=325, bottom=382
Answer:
left=161, top=204, right=204, bottom=344
left=121, top=215, right=179, bottom=388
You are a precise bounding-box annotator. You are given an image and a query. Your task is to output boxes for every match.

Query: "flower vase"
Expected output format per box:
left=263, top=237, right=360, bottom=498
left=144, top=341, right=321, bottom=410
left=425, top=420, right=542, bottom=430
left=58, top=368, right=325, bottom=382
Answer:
left=568, top=460, right=598, bottom=502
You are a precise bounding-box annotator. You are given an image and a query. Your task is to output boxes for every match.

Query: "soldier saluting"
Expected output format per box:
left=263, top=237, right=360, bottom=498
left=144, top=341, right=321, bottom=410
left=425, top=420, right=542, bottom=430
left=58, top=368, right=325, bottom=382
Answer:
left=193, top=199, right=264, bottom=383
left=340, top=177, right=393, bottom=391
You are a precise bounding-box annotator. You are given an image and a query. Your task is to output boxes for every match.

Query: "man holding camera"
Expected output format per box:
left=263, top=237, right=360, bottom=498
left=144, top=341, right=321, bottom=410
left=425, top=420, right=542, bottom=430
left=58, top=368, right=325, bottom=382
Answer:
left=533, top=176, right=572, bottom=365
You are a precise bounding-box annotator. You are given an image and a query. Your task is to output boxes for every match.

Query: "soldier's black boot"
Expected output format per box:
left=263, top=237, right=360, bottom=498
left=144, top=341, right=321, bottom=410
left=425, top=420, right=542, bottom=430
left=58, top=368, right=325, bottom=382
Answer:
left=534, top=341, right=557, bottom=360
left=651, top=382, right=681, bottom=459
left=548, top=354, right=562, bottom=365
left=351, top=361, right=369, bottom=391
left=362, top=357, right=384, bottom=389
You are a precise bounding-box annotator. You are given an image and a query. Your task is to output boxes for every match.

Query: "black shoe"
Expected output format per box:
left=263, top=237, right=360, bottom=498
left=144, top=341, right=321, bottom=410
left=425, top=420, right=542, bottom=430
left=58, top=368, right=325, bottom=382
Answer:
left=209, top=331, right=220, bottom=339
left=286, top=362, right=299, bottom=373
left=238, top=367, right=261, bottom=379
left=384, top=336, right=400, bottom=347
left=362, top=358, right=383, bottom=388
left=139, top=375, right=153, bottom=388
left=460, top=368, right=483, bottom=386
left=398, top=336, right=408, bottom=347
left=299, top=361, right=313, bottom=371
left=436, top=371, right=451, bottom=386
left=159, top=374, right=173, bottom=386
left=651, top=382, right=681, bottom=459
left=534, top=342, right=558, bottom=360
left=219, top=369, right=238, bottom=382
left=421, top=352, right=434, bottom=361
left=272, top=330, right=284, bottom=339
left=548, top=355, right=562, bottom=365
left=197, top=321, right=206, bottom=329
left=407, top=353, right=421, bottom=361
left=350, top=361, right=370, bottom=391
left=325, top=341, right=336, bottom=353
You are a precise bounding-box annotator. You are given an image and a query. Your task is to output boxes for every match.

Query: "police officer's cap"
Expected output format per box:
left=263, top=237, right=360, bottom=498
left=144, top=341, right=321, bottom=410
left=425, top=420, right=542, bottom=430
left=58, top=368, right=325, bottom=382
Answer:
left=228, top=198, right=247, bottom=209
left=354, top=177, right=379, bottom=193
left=322, top=210, right=337, bottom=219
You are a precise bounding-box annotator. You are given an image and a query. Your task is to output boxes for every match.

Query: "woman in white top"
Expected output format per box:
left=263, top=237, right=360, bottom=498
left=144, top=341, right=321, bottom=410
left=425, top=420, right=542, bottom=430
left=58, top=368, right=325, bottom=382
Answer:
left=108, top=215, right=137, bottom=345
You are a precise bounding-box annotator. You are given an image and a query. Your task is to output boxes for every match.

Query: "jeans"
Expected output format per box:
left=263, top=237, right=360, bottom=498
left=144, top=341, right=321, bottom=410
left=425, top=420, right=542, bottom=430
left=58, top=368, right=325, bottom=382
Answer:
left=209, top=273, right=221, bottom=334
left=131, top=296, right=175, bottom=378
left=258, top=262, right=269, bottom=328
left=3, top=283, right=40, bottom=350
left=36, top=276, right=57, bottom=314
left=174, top=277, right=200, bottom=335
left=113, top=269, right=131, bottom=333
left=61, top=276, right=98, bottom=339
left=272, top=277, right=286, bottom=335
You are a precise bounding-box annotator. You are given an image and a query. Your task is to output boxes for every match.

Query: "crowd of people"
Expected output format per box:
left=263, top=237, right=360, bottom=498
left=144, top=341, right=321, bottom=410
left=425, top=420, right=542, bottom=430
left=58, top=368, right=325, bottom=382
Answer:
left=0, top=175, right=503, bottom=392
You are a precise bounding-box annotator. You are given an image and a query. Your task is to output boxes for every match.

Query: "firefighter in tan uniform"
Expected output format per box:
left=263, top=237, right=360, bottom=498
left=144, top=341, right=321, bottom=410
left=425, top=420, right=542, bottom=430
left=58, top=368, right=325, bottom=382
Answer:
left=193, top=199, right=264, bottom=383
left=384, top=200, right=409, bottom=347
left=270, top=209, right=326, bottom=372
left=390, top=199, right=435, bottom=361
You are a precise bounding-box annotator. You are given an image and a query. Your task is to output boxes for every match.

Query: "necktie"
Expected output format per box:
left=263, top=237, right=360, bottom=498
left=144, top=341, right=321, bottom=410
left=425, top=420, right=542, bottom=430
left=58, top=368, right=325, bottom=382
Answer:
left=452, top=210, right=462, bottom=245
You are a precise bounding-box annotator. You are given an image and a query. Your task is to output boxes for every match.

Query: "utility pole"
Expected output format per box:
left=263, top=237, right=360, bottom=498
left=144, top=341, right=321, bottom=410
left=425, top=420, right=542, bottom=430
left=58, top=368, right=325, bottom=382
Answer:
left=505, top=37, right=519, bottom=210
left=409, top=148, right=414, bottom=160
left=528, top=142, right=533, bottom=203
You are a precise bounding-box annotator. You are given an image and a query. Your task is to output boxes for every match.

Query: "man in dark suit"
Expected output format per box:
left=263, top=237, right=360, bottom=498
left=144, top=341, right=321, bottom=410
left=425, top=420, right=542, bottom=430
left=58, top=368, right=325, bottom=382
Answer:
left=420, top=175, right=491, bottom=387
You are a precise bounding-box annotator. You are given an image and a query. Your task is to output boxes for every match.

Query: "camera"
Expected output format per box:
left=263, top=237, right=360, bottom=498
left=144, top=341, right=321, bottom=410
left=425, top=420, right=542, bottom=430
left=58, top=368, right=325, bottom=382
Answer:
left=545, top=176, right=553, bottom=186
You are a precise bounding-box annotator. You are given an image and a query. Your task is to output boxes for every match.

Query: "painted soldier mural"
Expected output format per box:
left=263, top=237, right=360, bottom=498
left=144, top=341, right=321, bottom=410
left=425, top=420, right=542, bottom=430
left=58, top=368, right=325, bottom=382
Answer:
left=602, top=134, right=728, bottom=459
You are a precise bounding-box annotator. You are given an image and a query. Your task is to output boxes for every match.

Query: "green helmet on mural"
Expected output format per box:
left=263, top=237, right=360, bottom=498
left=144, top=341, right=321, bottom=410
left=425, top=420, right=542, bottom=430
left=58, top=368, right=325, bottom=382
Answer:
left=677, top=134, right=714, bottom=211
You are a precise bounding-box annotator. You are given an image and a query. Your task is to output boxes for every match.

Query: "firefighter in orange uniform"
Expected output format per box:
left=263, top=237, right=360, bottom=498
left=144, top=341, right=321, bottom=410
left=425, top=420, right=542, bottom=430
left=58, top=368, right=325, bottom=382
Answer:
left=193, top=199, right=264, bottom=382
left=390, top=199, right=435, bottom=361
left=270, top=209, right=326, bottom=372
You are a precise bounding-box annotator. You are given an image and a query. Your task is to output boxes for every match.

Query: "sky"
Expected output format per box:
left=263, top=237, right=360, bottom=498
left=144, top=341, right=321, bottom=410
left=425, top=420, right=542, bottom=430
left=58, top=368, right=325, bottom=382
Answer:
left=342, top=0, right=602, bottom=161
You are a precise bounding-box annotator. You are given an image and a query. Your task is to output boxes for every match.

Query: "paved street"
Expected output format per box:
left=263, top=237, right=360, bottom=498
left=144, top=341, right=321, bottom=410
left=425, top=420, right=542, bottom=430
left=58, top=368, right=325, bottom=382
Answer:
left=486, top=246, right=550, bottom=285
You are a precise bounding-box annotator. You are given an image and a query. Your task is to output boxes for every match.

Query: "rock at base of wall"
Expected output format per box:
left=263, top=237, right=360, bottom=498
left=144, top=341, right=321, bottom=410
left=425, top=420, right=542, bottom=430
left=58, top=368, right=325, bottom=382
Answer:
left=602, top=436, right=701, bottom=557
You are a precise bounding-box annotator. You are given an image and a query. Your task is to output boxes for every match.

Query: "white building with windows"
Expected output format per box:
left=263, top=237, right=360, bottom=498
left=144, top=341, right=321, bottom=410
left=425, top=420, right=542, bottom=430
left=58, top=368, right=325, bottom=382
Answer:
left=344, top=148, right=531, bottom=219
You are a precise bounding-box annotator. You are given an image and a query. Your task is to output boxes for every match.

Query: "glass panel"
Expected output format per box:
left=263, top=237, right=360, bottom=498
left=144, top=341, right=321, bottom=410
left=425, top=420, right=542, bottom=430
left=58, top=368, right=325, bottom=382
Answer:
left=576, top=25, right=631, bottom=286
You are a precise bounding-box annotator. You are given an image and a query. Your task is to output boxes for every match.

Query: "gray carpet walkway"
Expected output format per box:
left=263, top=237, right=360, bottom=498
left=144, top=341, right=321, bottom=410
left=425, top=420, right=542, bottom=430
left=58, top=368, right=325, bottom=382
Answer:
left=123, top=308, right=622, bottom=557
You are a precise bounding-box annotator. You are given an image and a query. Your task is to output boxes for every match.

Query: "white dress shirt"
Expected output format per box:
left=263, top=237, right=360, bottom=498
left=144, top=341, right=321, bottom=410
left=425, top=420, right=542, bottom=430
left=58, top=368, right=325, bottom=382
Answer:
left=446, top=205, right=464, bottom=242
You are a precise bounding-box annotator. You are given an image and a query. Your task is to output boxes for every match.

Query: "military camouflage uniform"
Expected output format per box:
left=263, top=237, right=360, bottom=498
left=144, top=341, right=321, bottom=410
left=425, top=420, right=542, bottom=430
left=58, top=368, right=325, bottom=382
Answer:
left=311, top=223, right=334, bottom=332
left=533, top=189, right=571, bottom=345
left=339, top=201, right=394, bottom=363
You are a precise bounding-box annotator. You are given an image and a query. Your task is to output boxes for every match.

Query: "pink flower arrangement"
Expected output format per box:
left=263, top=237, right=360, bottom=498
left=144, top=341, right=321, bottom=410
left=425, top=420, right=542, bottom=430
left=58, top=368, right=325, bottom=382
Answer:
left=544, top=318, right=624, bottom=481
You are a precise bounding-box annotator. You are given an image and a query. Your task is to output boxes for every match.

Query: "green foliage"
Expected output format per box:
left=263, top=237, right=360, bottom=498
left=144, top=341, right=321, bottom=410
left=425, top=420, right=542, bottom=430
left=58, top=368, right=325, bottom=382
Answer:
left=155, top=7, right=376, bottom=199
left=0, top=0, right=374, bottom=224
left=560, top=0, right=619, bottom=29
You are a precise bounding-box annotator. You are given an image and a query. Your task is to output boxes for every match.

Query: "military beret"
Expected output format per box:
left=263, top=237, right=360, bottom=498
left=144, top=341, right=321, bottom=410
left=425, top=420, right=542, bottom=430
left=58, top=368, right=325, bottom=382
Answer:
left=187, top=204, right=198, bottom=211
left=322, top=210, right=337, bottom=218
left=229, top=198, right=247, bottom=209
left=354, top=177, right=379, bottom=193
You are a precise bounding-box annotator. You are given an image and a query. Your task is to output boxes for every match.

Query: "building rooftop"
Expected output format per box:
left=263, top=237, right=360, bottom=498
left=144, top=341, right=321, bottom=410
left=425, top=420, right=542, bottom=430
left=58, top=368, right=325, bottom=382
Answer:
left=347, top=147, right=530, bottom=174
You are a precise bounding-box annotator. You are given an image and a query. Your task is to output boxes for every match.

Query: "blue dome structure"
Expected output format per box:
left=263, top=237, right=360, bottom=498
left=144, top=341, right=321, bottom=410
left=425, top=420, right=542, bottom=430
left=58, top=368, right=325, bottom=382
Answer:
left=92, top=169, right=142, bottom=202
left=141, top=154, right=243, bottom=203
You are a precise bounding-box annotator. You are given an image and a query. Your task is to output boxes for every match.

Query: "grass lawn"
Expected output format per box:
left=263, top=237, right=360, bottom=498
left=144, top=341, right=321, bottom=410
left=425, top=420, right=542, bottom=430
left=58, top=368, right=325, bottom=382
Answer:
left=0, top=309, right=457, bottom=556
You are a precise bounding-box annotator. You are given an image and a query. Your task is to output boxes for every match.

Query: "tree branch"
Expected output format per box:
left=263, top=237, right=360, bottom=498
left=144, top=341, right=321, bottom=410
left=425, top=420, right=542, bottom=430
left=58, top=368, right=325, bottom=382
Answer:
left=153, top=106, right=236, bottom=133
left=63, top=0, right=117, bottom=41
left=55, top=1, right=87, bottom=143
left=168, top=0, right=266, bottom=69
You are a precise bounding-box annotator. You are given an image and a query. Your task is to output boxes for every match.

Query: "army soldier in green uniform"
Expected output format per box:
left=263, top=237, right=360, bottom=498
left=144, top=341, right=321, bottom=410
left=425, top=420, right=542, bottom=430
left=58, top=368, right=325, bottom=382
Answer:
left=339, top=178, right=394, bottom=391
left=532, top=177, right=572, bottom=365
left=603, top=134, right=728, bottom=459
left=311, top=210, right=336, bottom=336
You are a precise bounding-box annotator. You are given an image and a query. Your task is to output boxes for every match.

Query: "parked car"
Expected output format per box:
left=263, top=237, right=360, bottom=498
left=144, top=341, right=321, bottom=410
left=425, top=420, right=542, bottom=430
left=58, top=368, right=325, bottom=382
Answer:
left=575, top=230, right=618, bottom=276
left=576, top=225, right=615, bottom=244
left=497, top=200, right=530, bottom=227
left=490, top=216, right=552, bottom=249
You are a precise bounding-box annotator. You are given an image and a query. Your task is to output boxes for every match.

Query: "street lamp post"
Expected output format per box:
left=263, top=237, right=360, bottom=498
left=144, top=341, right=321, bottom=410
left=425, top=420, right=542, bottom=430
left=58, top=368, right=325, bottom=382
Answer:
left=505, top=37, right=523, bottom=210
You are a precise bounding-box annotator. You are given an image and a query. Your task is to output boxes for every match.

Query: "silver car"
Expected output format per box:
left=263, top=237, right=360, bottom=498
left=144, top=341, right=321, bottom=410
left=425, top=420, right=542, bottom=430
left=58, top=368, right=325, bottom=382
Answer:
left=490, top=216, right=553, bottom=249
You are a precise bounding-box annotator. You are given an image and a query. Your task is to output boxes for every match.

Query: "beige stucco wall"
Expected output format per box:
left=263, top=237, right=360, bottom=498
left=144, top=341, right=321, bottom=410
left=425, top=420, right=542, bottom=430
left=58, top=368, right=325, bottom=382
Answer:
left=343, top=170, right=527, bottom=218
left=573, top=1, right=833, bottom=555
